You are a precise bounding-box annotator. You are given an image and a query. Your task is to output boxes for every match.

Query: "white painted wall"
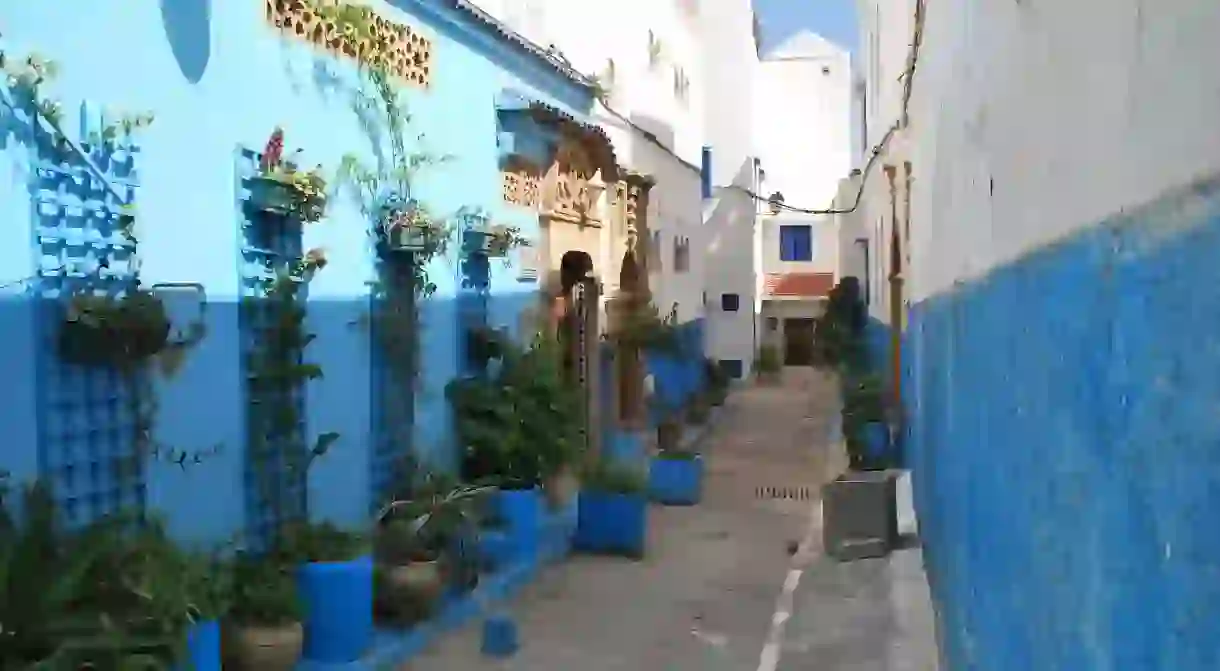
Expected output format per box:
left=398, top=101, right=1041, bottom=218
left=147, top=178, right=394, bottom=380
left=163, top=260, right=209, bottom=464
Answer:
left=754, top=32, right=853, bottom=213
left=760, top=213, right=838, bottom=276
left=904, top=0, right=1220, bottom=304
left=851, top=0, right=916, bottom=322
left=699, top=0, right=761, bottom=372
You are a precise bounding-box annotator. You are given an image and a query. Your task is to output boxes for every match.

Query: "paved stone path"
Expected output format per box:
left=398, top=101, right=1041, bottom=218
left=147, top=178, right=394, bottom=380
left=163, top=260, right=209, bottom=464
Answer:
left=405, top=368, right=938, bottom=670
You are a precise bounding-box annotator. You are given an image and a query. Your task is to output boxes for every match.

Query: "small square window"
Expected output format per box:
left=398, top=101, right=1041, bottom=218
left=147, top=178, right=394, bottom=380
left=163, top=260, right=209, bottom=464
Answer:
left=721, top=293, right=740, bottom=312
left=720, top=359, right=744, bottom=379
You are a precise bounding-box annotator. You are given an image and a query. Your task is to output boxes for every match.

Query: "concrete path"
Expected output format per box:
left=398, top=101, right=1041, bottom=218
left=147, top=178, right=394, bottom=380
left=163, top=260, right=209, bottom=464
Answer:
left=405, top=368, right=938, bottom=671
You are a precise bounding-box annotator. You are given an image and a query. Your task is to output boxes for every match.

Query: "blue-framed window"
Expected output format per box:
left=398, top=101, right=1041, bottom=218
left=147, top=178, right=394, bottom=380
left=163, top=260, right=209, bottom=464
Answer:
left=779, top=225, right=813, bottom=262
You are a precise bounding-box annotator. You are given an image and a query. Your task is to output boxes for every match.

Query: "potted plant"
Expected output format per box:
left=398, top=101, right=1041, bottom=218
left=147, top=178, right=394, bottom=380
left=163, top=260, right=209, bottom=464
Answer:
left=685, top=392, right=710, bottom=425
left=755, top=344, right=782, bottom=384
left=573, top=459, right=649, bottom=558
left=704, top=357, right=730, bottom=407
left=248, top=127, right=328, bottom=223
left=274, top=522, right=373, bottom=665
left=375, top=467, right=495, bottom=615
left=648, top=442, right=704, bottom=507
left=226, top=553, right=304, bottom=671
left=379, top=198, right=447, bottom=254
left=485, top=224, right=522, bottom=258
left=823, top=369, right=900, bottom=562
left=58, top=290, right=171, bottom=367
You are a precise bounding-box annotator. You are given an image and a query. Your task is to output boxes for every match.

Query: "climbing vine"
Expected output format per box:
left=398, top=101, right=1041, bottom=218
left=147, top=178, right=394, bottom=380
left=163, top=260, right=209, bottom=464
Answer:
left=246, top=250, right=340, bottom=529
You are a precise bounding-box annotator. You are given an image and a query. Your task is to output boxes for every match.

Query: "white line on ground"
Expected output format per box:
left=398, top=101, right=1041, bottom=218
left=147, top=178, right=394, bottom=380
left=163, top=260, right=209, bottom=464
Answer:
left=756, top=499, right=823, bottom=671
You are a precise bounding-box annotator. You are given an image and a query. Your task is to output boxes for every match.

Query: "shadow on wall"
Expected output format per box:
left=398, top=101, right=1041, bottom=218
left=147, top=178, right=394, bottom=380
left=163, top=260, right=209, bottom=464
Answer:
left=0, top=286, right=539, bottom=544
left=629, top=113, right=676, bottom=154
left=159, top=0, right=212, bottom=84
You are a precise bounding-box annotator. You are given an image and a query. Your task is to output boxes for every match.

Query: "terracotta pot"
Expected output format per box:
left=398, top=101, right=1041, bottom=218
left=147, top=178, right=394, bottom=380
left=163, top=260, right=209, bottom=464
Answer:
left=383, top=560, right=444, bottom=602
left=226, top=622, right=303, bottom=671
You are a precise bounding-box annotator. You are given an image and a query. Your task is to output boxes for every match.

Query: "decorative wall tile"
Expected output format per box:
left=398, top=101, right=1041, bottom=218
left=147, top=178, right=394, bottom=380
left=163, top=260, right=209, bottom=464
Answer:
left=266, top=0, right=433, bottom=88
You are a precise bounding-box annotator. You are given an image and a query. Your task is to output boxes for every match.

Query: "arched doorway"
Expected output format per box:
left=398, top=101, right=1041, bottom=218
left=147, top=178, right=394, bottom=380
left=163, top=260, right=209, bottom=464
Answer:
left=554, top=250, right=598, bottom=453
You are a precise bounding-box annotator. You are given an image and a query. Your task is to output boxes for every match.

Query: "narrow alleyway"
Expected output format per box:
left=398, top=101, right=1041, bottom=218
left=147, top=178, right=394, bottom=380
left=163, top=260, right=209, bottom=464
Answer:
left=407, top=369, right=937, bottom=670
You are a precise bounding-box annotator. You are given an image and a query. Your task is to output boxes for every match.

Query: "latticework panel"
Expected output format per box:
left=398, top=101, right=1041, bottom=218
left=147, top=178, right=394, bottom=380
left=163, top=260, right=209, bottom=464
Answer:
left=265, top=0, right=433, bottom=88
left=32, top=124, right=146, bottom=526
left=501, top=156, right=541, bottom=209
left=370, top=258, right=416, bottom=507
left=236, top=148, right=307, bottom=547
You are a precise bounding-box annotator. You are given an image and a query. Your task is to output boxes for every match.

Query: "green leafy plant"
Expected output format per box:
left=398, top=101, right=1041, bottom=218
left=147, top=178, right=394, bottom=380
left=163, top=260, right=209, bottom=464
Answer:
left=228, top=552, right=302, bottom=627
left=0, top=481, right=217, bottom=669
left=256, top=127, right=328, bottom=224
left=246, top=250, right=341, bottom=533
left=704, top=357, right=730, bottom=405
left=812, top=277, right=869, bottom=373
left=841, top=372, right=889, bottom=469
left=755, top=344, right=782, bottom=375
left=447, top=334, right=586, bottom=490
left=608, top=298, right=683, bottom=355
left=580, top=459, right=647, bottom=495
left=58, top=290, right=171, bottom=368
left=484, top=223, right=527, bottom=258
left=273, top=521, right=369, bottom=564
left=375, top=466, right=494, bottom=581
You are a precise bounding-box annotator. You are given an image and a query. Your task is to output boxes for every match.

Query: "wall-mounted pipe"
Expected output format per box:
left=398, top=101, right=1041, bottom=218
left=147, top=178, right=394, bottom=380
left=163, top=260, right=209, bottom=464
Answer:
left=700, top=146, right=712, bottom=200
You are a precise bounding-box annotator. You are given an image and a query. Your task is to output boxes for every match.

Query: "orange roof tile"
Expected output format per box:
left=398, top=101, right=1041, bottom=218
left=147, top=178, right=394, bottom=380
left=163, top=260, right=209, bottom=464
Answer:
left=764, top=272, right=835, bottom=298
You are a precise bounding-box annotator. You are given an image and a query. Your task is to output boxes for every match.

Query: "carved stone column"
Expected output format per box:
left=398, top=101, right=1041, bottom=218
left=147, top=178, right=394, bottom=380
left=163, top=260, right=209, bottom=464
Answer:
left=614, top=172, right=655, bottom=431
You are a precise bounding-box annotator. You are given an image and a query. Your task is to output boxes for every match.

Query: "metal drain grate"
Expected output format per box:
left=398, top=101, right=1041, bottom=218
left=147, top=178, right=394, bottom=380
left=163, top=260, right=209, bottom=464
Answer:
left=755, top=486, right=814, bottom=501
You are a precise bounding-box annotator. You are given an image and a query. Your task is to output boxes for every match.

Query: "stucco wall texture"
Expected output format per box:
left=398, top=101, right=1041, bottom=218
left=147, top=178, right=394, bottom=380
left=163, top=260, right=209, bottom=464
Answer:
left=901, top=0, right=1220, bottom=669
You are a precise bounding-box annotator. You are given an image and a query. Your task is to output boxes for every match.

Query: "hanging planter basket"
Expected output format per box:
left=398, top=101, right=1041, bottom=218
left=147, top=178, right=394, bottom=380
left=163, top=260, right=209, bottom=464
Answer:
left=249, top=168, right=328, bottom=224
left=58, top=292, right=171, bottom=367
left=379, top=200, right=445, bottom=254
left=461, top=218, right=495, bottom=256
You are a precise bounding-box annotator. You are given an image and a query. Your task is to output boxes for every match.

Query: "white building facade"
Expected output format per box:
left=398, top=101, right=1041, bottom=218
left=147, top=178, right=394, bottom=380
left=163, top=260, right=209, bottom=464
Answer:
left=752, top=31, right=853, bottom=367
left=856, top=0, right=1220, bottom=668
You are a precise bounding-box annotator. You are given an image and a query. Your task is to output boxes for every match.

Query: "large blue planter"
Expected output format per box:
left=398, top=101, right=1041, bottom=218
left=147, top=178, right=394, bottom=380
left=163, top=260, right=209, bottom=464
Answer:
left=573, top=491, right=647, bottom=558
left=181, top=619, right=220, bottom=671
left=477, top=528, right=513, bottom=569
left=297, top=555, right=374, bottom=663
left=648, top=455, right=704, bottom=505
left=491, top=487, right=543, bottom=563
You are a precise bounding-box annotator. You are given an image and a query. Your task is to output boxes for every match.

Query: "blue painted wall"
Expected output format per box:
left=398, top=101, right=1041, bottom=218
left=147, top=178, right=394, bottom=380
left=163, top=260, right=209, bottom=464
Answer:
left=0, top=0, right=592, bottom=544
left=645, top=318, right=707, bottom=424
left=906, top=175, right=1220, bottom=670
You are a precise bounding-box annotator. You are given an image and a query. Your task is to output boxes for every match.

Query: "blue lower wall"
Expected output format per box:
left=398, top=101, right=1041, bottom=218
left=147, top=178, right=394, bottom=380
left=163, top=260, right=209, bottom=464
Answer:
left=907, top=175, right=1220, bottom=671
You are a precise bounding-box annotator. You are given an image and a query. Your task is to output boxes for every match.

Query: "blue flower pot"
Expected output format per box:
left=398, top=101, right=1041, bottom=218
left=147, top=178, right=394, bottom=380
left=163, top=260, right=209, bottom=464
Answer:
left=477, top=528, right=513, bottom=569
left=606, top=430, right=647, bottom=467
left=297, top=555, right=374, bottom=663
left=574, top=491, right=647, bottom=558
left=863, top=422, right=891, bottom=463
left=648, top=454, right=704, bottom=505
left=491, top=487, right=543, bottom=563
left=181, top=620, right=220, bottom=671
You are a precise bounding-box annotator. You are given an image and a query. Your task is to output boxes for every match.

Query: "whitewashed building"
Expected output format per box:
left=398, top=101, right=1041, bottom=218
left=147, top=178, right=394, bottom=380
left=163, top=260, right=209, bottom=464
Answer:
left=752, top=30, right=853, bottom=366
left=854, top=0, right=1220, bottom=667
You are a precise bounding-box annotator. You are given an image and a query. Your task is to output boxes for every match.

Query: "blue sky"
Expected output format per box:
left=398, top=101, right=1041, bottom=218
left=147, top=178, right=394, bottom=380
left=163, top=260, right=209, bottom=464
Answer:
left=753, top=0, right=857, bottom=55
